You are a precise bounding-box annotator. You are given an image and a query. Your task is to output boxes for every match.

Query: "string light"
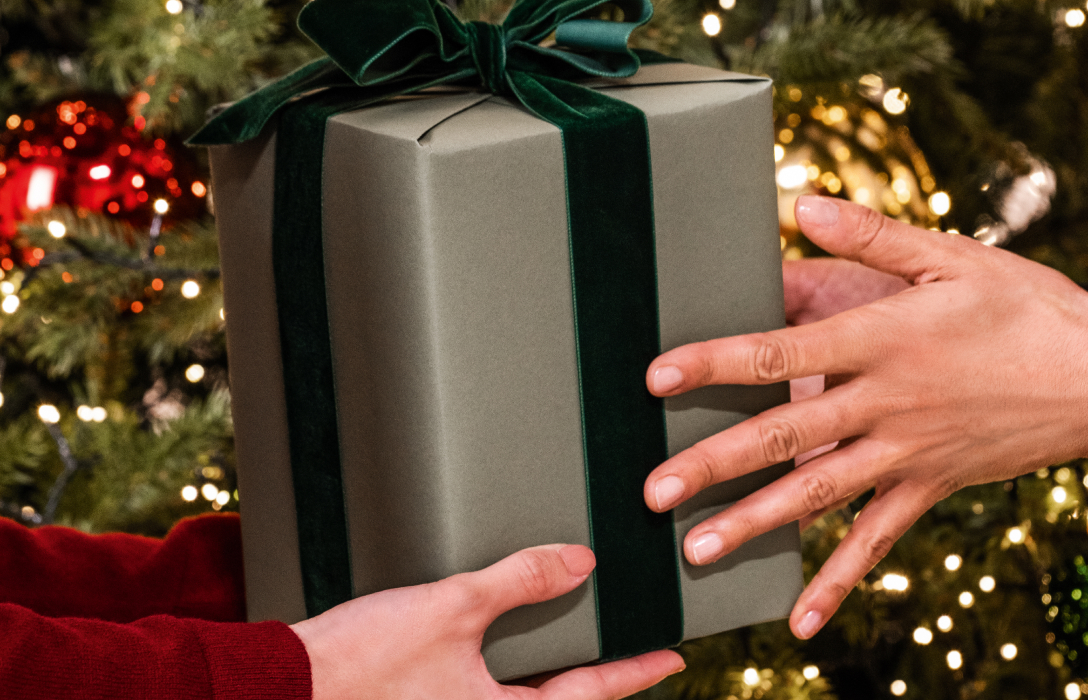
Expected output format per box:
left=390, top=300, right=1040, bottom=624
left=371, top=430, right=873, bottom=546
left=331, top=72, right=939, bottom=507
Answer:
left=216, top=490, right=230, bottom=506
left=979, top=576, right=996, bottom=592
left=89, top=164, right=111, bottom=181
left=882, top=574, right=910, bottom=592
left=154, top=198, right=170, bottom=214
left=47, top=221, right=66, bottom=238
left=802, top=665, right=819, bottom=680
left=742, top=668, right=759, bottom=686
left=132, top=175, right=145, bottom=188
left=166, top=0, right=184, bottom=14
left=774, top=144, right=785, bottom=162
left=945, top=554, right=962, bottom=571
left=201, top=483, right=219, bottom=501
left=181, top=485, right=198, bottom=501
left=91, top=407, right=107, bottom=422
left=1066, top=8, right=1086, bottom=27
left=929, top=192, right=952, bottom=216
left=937, top=615, right=953, bottom=632
left=1007, top=527, right=1025, bottom=544
left=913, top=627, right=933, bottom=645
left=1053, top=486, right=1068, bottom=503
left=5, top=115, right=20, bottom=129
left=891, top=680, right=907, bottom=696
left=702, top=14, right=722, bottom=36
left=1066, top=682, right=1082, bottom=700
left=719, top=0, right=736, bottom=8
left=777, top=164, right=808, bottom=189
left=947, top=650, right=963, bottom=670
left=959, top=591, right=975, bottom=608
left=1000, top=643, right=1018, bottom=660
left=0, top=282, right=13, bottom=295
left=76, top=405, right=94, bottom=422
left=38, top=405, right=60, bottom=424
left=883, top=88, right=909, bottom=115
left=0, top=392, right=4, bottom=408
left=181, top=280, right=200, bottom=299
left=2, top=295, right=19, bottom=314
left=185, top=364, right=205, bottom=383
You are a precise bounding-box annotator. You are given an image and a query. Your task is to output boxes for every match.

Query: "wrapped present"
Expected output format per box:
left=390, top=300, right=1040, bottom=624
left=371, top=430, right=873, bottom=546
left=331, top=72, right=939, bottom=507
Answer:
left=195, top=0, right=802, bottom=681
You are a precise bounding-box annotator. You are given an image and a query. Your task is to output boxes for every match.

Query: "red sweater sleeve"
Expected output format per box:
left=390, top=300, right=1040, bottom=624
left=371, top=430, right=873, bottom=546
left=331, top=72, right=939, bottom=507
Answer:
left=0, top=514, right=246, bottom=622
left=0, top=604, right=311, bottom=700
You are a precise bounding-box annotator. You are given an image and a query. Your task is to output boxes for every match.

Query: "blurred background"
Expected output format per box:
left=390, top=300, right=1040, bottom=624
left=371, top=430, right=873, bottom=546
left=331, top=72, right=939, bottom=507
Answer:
left=0, top=0, right=1084, bottom=698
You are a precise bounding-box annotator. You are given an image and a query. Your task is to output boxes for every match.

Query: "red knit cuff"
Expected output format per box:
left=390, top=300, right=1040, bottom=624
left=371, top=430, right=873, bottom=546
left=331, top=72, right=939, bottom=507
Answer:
left=196, top=620, right=311, bottom=700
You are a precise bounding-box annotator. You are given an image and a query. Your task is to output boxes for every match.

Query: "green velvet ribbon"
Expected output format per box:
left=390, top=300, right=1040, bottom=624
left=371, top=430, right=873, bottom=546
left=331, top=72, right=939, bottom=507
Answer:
left=191, top=0, right=683, bottom=661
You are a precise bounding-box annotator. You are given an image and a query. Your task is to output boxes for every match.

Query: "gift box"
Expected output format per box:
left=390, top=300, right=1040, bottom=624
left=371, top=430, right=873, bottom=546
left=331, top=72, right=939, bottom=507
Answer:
left=202, top=0, right=802, bottom=681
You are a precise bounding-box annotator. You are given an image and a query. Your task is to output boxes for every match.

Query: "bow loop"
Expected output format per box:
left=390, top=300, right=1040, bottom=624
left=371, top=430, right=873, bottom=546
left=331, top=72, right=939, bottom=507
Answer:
left=467, top=21, right=509, bottom=94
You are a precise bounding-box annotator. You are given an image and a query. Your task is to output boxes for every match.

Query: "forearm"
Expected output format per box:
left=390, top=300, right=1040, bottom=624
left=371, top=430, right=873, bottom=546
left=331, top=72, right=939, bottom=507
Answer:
left=0, top=603, right=310, bottom=700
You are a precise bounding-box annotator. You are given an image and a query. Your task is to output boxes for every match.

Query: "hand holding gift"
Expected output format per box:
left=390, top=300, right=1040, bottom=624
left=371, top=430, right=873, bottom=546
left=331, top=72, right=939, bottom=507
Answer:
left=291, top=545, right=683, bottom=700
left=644, top=195, right=1088, bottom=640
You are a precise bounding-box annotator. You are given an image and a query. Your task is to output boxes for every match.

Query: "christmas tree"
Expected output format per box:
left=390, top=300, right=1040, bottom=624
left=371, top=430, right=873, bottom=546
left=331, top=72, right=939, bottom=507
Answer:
left=0, top=1, right=1085, bottom=698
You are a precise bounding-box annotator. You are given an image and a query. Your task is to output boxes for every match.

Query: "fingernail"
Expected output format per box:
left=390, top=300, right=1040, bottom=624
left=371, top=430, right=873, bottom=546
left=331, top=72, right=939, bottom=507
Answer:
left=557, top=545, right=596, bottom=578
left=653, top=366, right=683, bottom=394
left=796, top=610, right=823, bottom=639
left=689, top=533, right=724, bottom=565
left=796, top=196, right=840, bottom=227
left=653, top=475, right=686, bottom=511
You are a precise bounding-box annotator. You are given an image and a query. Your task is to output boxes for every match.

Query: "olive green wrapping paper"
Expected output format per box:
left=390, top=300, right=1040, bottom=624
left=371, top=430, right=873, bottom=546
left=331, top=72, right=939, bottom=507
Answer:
left=209, top=63, right=804, bottom=681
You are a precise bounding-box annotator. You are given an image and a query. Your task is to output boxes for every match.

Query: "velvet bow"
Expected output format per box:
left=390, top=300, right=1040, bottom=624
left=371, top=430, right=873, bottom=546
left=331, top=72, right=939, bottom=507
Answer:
left=189, top=0, right=655, bottom=145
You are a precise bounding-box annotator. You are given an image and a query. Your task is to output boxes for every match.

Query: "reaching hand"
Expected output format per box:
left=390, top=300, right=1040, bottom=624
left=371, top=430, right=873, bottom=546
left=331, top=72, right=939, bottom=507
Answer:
left=642, top=195, right=1088, bottom=640
left=291, top=544, right=685, bottom=700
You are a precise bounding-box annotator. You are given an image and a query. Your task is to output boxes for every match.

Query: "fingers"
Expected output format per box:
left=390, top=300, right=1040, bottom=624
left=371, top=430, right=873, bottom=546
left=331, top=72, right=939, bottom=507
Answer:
left=789, top=480, right=935, bottom=639
left=446, top=545, right=596, bottom=630
left=674, top=439, right=882, bottom=565
left=534, top=650, right=685, bottom=700
left=795, top=196, right=973, bottom=283
left=644, top=386, right=866, bottom=513
left=648, top=318, right=871, bottom=396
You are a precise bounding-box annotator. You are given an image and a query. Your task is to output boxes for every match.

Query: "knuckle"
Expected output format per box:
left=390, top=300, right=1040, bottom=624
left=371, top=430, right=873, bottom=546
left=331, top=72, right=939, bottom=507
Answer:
left=853, top=206, right=893, bottom=258
left=863, top=532, right=897, bottom=564
left=825, top=579, right=854, bottom=604
left=799, top=472, right=839, bottom=514
left=750, top=334, right=795, bottom=382
left=684, top=444, right=722, bottom=491
left=758, top=418, right=803, bottom=464
left=513, top=550, right=557, bottom=601
left=441, top=575, right=486, bottom=616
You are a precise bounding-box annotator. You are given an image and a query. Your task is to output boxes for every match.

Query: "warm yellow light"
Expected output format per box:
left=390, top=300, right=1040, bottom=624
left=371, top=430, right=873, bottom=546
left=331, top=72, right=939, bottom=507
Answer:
left=937, top=615, right=953, bottom=632
left=979, top=576, right=996, bottom=592
left=853, top=186, right=871, bottom=204
left=1053, top=486, right=1068, bottom=504
left=216, top=490, right=231, bottom=506
left=0, top=281, right=13, bottom=295
left=0, top=392, right=4, bottom=408
left=945, top=554, right=962, bottom=571
left=882, top=574, right=909, bottom=592
left=219, top=308, right=225, bottom=321
left=166, top=0, right=184, bottom=14
left=743, top=668, right=760, bottom=686
left=91, top=406, right=107, bottom=423
left=77, top=405, right=94, bottom=422
left=202, top=483, right=219, bottom=501
left=185, top=364, right=206, bottom=383
left=719, top=0, right=736, bottom=8
left=154, top=198, right=170, bottom=215
left=38, top=405, right=60, bottom=424
left=929, top=191, right=952, bottom=216
left=5, top=115, right=20, bottom=129
left=890, top=680, right=907, bottom=696
left=947, top=651, right=963, bottom=670
left=1000, top=643, right=1018, bottom=660
left=802, top=665, right=819, bottom=680
left=826, top=106, right=847, bottom=123
left=1066, top=8, right=1086, bottom=27
left=913, top=627, right=933, bottom=645
left=834, top=146, right=851, bottom=162
left=959, top=591, right=975, bottom=608
left=702, top=13, right=722, bottom=36
left=1007, top=527, right=1024, bottom=544
left=2, top=295, right=19, bottom=314
left=883, top=88, right=909, bottom=115
left=774, top=144, right=785, bottom=162
left=181, top=280, right=200, bottom=299
left=182, top=485, right=199, bottom=502
left=1066, top=682, right=1082, bottom=700
left=47, top=220, right=66, bottom=238
left=777, top=165, right=809, bottom=190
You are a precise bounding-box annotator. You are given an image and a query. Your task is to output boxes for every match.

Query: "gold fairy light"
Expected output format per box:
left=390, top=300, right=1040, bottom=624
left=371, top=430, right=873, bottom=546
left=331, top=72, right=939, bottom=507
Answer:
left=937, top=615, right=953, bottom=632
left=945, top=554, right=962, bottom=571
left=891, top=680, right=907, bottom=696
left=701, top=14, right=722, bottom=36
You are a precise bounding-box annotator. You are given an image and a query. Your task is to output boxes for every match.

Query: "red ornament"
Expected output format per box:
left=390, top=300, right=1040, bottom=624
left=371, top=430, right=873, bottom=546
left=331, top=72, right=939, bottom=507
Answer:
left=0, top=94, right=206, bottom=263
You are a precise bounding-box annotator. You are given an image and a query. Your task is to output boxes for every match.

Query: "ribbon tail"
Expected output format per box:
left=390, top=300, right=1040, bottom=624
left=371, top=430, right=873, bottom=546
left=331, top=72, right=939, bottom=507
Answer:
left=508, top=70, right=684, bottom=660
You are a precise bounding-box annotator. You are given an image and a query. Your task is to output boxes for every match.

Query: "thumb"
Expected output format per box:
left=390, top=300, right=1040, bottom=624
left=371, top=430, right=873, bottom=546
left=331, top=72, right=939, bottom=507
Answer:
left=452, top=545, right=596, bottom=629
left=795, top=196, right=972, bottom=283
